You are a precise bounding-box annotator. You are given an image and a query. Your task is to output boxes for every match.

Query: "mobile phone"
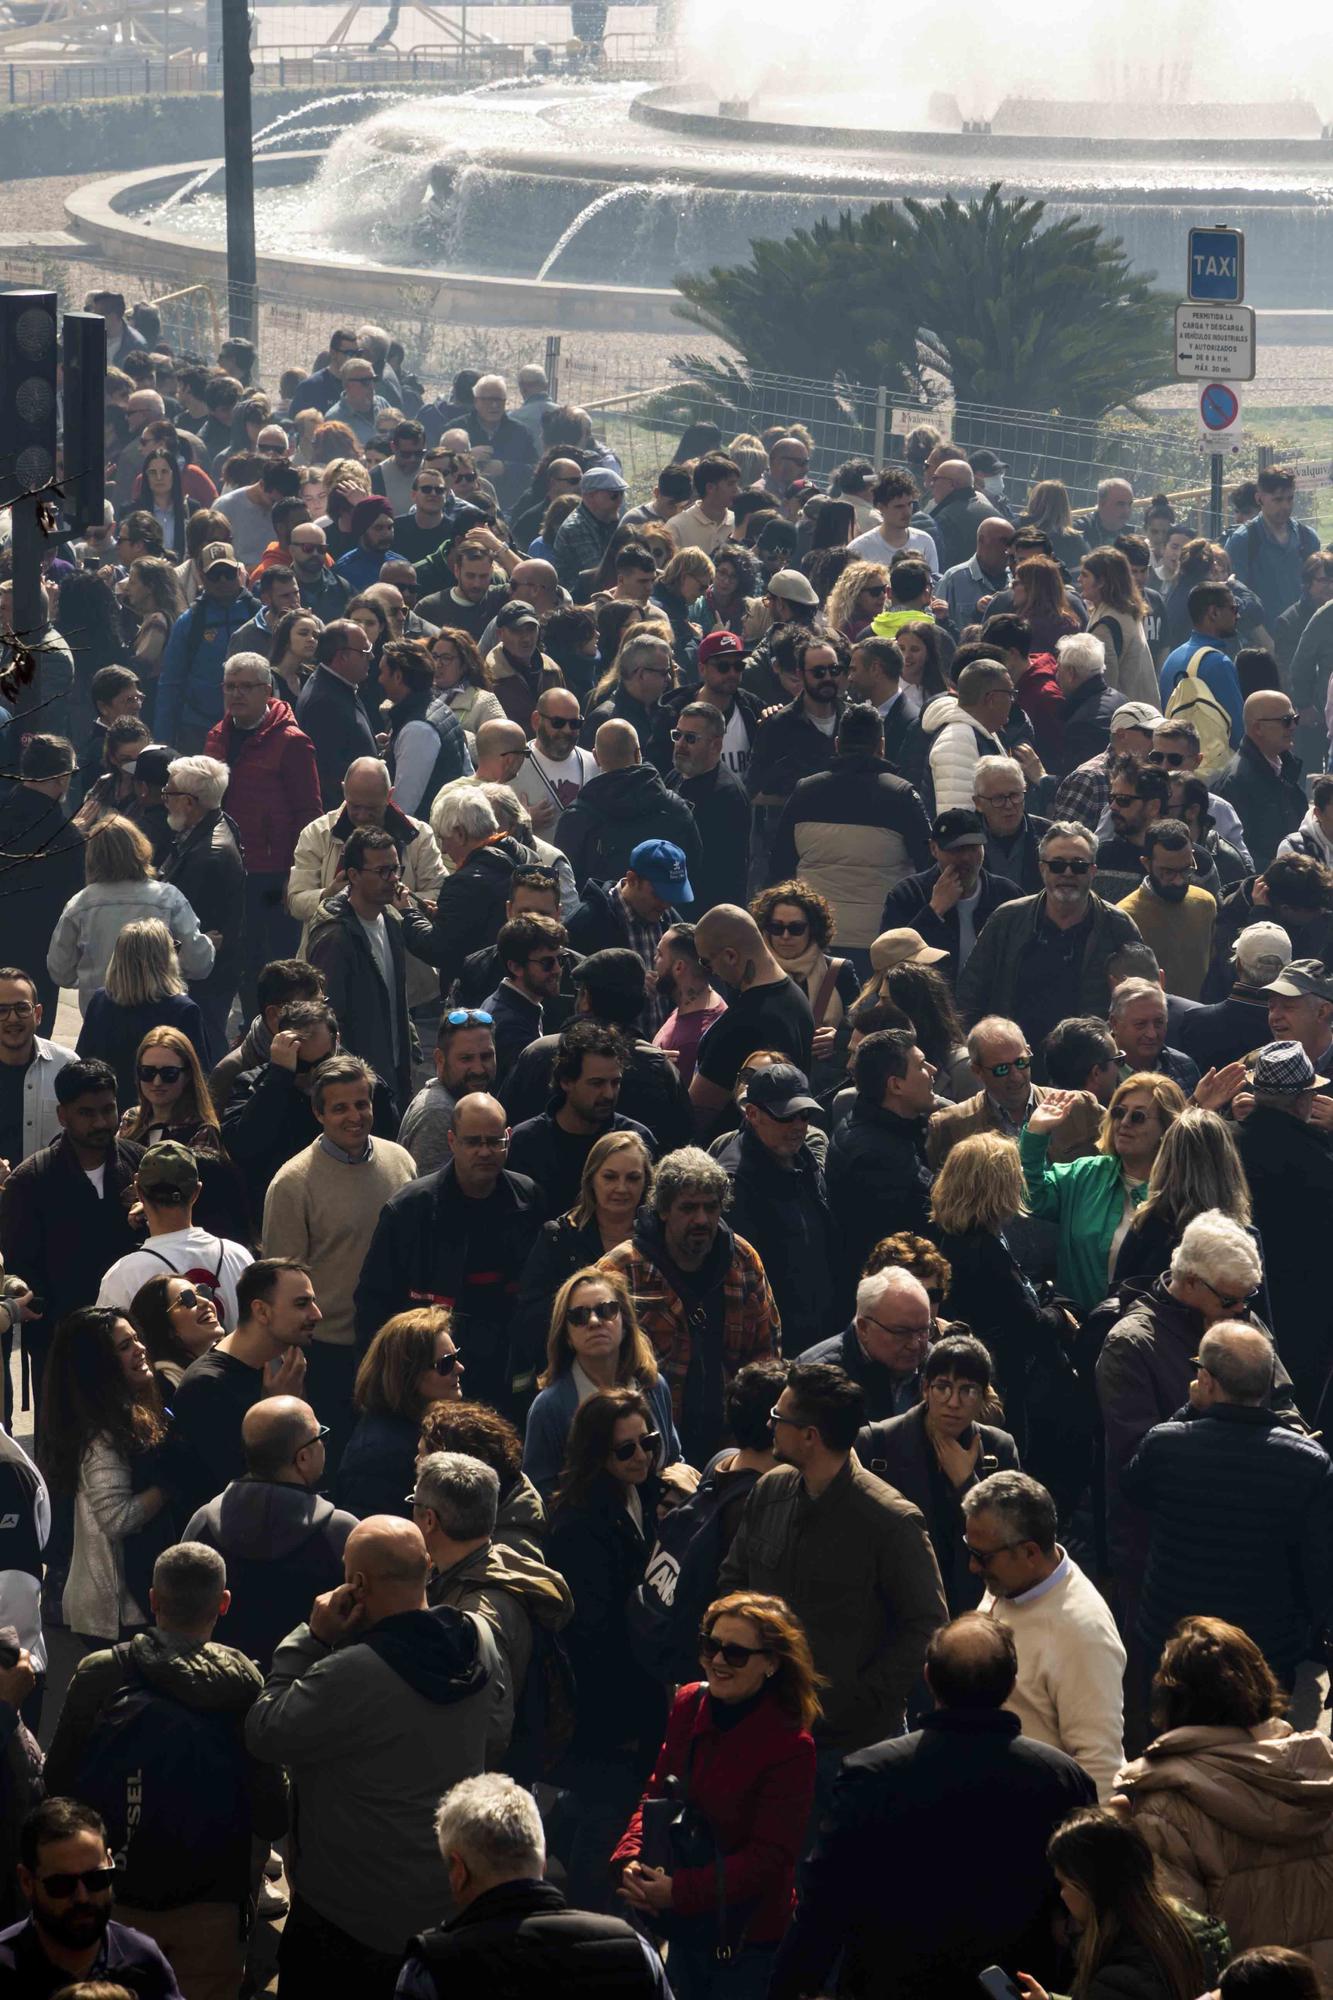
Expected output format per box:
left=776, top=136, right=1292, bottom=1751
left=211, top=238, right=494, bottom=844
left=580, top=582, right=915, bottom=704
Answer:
left=978, top=1968, right=1022, bottom=2000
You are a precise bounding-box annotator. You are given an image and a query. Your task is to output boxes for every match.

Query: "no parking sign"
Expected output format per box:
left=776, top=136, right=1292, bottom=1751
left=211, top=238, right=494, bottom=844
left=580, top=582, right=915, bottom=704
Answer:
left=1197, top=381, right=1243, bottom=454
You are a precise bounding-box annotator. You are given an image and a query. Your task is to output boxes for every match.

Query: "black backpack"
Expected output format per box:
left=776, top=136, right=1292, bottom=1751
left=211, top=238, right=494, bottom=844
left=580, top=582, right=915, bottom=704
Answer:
left=505, top=1621, right=578, bottom=1785
left=73, top=1647, right=252, bottom=1910
left=627, top=1463, right=761, bottom=1684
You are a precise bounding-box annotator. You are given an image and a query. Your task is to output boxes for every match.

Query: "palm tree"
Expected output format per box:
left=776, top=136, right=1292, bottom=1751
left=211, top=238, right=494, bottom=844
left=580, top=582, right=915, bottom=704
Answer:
left=674, top=183, right=1176, bottom=418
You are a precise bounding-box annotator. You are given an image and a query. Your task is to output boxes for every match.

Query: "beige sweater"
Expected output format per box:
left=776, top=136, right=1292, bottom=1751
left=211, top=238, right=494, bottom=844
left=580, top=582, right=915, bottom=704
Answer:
left=982, top=1552, right=1127, bottom=1800
left=262, top=1138, right=418, bottom=1347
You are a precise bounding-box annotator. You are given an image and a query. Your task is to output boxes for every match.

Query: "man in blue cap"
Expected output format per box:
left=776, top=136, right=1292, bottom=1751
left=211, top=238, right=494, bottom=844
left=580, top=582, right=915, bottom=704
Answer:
left=566, top=838, right=694, bottom=1034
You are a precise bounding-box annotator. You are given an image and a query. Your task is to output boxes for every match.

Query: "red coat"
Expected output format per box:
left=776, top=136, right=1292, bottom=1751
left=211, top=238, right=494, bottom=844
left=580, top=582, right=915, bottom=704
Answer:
left=613, top=1681, right=815, bottom=1943
left=204, top=698, right=322, bottom=874
left=1014, top=651, right=1066, bottom=769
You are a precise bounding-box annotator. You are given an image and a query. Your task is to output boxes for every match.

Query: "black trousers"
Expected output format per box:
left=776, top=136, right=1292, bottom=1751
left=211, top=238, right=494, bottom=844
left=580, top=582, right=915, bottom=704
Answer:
left=278, top=1894, right=403, bottom=2000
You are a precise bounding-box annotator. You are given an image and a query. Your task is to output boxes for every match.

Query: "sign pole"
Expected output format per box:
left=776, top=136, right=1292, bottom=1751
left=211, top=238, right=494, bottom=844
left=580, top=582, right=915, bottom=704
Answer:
left=1209, top=453, right=1224, bottom=541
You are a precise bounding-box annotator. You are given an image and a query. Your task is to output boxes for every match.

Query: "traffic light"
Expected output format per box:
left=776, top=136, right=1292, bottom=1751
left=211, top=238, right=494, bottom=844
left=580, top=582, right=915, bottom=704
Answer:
left=61, top=311, right=106, bottom=534
left=0, top=288, right=57, bottom=506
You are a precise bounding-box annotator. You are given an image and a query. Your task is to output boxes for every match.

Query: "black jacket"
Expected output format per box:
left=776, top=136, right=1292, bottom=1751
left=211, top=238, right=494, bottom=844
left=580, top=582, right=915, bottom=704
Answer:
left=354, top=1162, right=543, bottom=1414
left=1214, top=736, right=1308, bottom=871
left=507, top=1103, right=656, bottom=1221
left=546, top=1470, right=666, bottom=1768
left=427, top=834, right=537, bottom=997
left=714, top=1125, right=836, bottom=1351
left=935, top=1224, right=1073, bottom=1449
left=579, top=688, right=670, bottom=770
left=564, top=877, right=646, bottom=961
left=294, top=664, right=379, bottom=810
left=184, top=1477, right=358, bottom=1672
left=926, top=486, right=995, bottom=570
left=306, top=887, right=434, bottom=1118
left=511, top=1212, right=607, bottom=1383
left=403, top=1876, right=662, bottom=2000
left=660, top=681, right=762, bottom=761
left=797, top=1322, right=921, bottom=1423
left=880, top=865, right=1024, bottom=985
left=476, top=977, right=548, bottom=1086
left=0, top=1135, right=142, bottom=1363
left=160, top=807, right=246, bottom=1008
left=500, top=1030, right=692, bottom=1153
left=1123, top=1401, right=1333, bottom=1680
left=1177, top=985, right=1273, bottom=1068
left=1057, top=672, right=1120, bottom=775
left=983, top=812, right=1051, bottom=894
left=668, top=762, right=752, bottom=912
left=555, top=764, right=702, bottom=894
left=855, top=1402, right=1020, bottom=1614
left=220, top=1059, right=397, bottom=1215
left=1202, top=876, right=1333, bottom=1002
left=826, top=1102, right=934, bottom=1300
left=769, top=1707, right=1095, bottom=2000
left=0, top=783, right=84, bottom=1011
left=1236, top=1107, right=1333, bottom=1414
left=745, top=696, right=844, bottom=804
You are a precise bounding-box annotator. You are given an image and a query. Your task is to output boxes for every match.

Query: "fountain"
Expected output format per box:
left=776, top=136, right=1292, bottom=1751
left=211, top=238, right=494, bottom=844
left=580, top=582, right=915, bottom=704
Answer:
left=61, top=19, right=1333, bottom=334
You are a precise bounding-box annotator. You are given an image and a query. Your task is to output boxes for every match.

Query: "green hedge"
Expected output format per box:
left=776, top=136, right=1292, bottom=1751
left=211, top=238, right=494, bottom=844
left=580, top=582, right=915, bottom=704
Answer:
left=0, top=81, right=456, bottom=181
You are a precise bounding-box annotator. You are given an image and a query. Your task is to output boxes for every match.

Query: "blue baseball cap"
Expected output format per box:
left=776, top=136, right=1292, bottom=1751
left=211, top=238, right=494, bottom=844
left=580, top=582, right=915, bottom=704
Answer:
left=629, top=838, right=694, bottom=906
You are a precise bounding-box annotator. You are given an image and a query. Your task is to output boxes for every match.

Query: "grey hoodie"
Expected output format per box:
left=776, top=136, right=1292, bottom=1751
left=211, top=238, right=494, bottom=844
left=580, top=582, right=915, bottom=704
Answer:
left=184, top=1478, right=358, bottom=1672
left=246, top=1605, right=502, bottom=1955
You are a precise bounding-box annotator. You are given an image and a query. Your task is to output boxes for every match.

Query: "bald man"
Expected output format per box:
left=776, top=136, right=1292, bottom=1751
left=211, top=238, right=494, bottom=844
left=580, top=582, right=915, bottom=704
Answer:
left=1121, top=1319, right=1333, bottom=1705
left=246, top=1512, right=504, bottom=1977
left=940, top=514, right=1017, bottom=628
left=927, top=457, right=994, bottom=571
left=772, top=1611, right=1094, bottom=2000
left=688, top=905, right=814, bottom=1129
left=184, top=1395, right=358, bottom=1670
left=1214, top=686, right=1307, bottom=868
left=555, top=715, right=702, bottom=903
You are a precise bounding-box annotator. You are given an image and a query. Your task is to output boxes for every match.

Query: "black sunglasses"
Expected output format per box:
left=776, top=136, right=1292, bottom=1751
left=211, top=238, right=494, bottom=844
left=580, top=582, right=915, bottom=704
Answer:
left=1148, top=749, right=1187, bottom=768
left=699, top=1632, right=768, bottom=1668
left=39, top=1867, right=116, bottom=1897
left=428, top=1351, right=460, bottom=1374
left=1044, top=856, right=1092, bottom=875
left=293, top=1424, right=330, bottom=1460
left=138, top=1062, right=184, bottom=1083
left=612, top=1429, right=660, bottom=1462
left=766, top=918, right=809, bottom=937
left=567, top=1299, right=622, bottom=1328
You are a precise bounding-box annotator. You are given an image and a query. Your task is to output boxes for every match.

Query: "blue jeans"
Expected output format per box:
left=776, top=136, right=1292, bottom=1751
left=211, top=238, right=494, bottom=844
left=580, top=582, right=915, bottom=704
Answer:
left=667, top=1940, right=777, bottom=2000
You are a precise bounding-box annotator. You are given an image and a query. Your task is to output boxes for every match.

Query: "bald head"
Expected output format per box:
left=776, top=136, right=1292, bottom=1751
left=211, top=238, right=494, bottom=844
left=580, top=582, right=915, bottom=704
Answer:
left=925, top=1612, right=1018, bottom=1709
left=595, top=719, right=641, bottom=771
left=694, top=904, right=764, bottom=962
left=475, top=719, right=527, bottom=764
left=1244, top=688, right=1298, bottom=753
left=510, top=559, right=559, bottom=610
left=242, top=1395, right=318, bottom=1478
left=1198, top=1322, right=1276, bottom=1405
left=932, top=459, right=975, bottom=495
left=345, top=1516, right=430, bottom=1603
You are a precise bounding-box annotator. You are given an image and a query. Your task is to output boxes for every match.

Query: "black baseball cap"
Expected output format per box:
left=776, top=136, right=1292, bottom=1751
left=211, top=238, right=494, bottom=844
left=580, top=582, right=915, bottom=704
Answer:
left=931, top=807, right=986, bottom=851
left=745, top=1063, right=820, bottom=1119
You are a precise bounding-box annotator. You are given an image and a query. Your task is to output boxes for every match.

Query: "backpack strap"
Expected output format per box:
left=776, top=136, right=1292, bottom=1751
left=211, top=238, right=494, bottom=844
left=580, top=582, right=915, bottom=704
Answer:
left=810, top=957, right=847, bottom=1026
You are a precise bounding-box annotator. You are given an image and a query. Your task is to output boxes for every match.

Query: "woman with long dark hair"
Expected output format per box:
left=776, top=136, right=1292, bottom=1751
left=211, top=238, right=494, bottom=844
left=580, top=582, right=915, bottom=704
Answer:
left=1023, top=480, right=1089, bottom=571
left=40, top=1307, right=173, bottom=1643
left=895, top=620, right=952, bottom=719
left=269, top=606, right=323, bottom=707
left=130, top=1272, right=222, bottom=1392
left=1011, top=555, right=1082, bottom=655
left=132, top=445, right=192, bottom=559
left=1017, top=1805, right=1229, bottom=2000
left=882, top=961, right=971, bottom=1099
left=615, top=1590, right=820, bottom=1997
left=546, top=1387, right=667, bottom=1909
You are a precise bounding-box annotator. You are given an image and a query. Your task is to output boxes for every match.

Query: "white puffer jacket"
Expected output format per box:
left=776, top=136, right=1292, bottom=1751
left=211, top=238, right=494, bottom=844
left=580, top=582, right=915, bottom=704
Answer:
left=924, top=693, right=1005, bottom=813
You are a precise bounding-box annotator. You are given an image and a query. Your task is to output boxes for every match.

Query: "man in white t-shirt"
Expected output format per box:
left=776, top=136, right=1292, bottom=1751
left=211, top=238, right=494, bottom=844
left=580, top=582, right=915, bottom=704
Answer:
left=849, top=468, right=940, bottom=577
left=511, top=686, right=596, bottom=837
left=97, top=1140, right=253, bottom=1331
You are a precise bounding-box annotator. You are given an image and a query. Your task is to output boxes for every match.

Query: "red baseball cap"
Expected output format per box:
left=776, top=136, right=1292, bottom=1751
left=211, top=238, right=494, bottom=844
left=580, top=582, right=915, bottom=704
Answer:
left=697, top=630, right=744, bottom=667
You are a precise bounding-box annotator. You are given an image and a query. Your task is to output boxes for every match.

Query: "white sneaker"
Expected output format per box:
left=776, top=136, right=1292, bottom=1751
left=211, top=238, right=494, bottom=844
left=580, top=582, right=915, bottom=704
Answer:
left=257, top=1881, right=289, bottom=1919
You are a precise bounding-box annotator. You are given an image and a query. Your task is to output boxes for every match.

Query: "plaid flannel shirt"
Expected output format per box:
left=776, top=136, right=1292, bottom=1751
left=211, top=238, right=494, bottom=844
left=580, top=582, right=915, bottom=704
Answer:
left=1053, top=750, right=1112, bottom=830
left=597, top=1231, right=781, bottom=1421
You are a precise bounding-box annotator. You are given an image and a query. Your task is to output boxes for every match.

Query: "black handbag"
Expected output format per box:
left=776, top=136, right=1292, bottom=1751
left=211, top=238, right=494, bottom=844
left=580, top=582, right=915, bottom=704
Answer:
left=638, top=1688, right=754, bottom=1963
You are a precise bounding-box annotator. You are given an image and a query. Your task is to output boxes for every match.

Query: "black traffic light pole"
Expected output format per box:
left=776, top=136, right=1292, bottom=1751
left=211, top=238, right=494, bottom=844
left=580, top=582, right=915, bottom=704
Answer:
left=221, top=0, right=258, bottom=348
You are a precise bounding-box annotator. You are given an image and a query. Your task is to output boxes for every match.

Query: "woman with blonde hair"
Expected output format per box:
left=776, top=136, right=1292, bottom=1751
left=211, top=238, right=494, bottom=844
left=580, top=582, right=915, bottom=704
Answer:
left=615, top=1589, right=820, bottom=1993
left=653, top=548, right=713, bottom=669
left=46, top=813, right=214, bottom=1011
left=1077, top=547, right=1158, bottom=704
left=1114, top=1106, right=1253, bottom=1287
left=124, top=553, right=187, bottom=678
left=1116, top=1617, right=1333, bottom=1976
left=76, top=918, right=207, bottom=1106
left=515, top=1130, right=653, bottom=1347
left=726, top=433, right=767, bottom=487
left=337, top=1308, right=463, bottom=1518
left=522, top=1264, right=678, bottom=1499
left=826, top=558, right=891, bottom=642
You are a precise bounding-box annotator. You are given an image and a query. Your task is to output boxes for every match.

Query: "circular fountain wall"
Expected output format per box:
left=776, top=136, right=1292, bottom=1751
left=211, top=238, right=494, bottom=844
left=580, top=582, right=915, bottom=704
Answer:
left=73, top=75, right=1333, bottom=327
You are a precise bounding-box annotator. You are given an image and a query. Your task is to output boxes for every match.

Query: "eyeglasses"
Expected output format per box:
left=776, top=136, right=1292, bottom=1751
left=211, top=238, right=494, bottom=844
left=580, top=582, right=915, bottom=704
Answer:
left=978, top=791, right=1025, bottom=809
left=765, top=919, right=810, bottom=938
left=358, top=861, right=401, bottom=879
left=567, top=1298, right=622, bottom=1328
left=455, top=1133, right=508, bottom=1151
left=445, top=1008, right=494, bottom=1028
left=294, top=1424, right=330, bottom=1459
left=1198, top=1277, right=1261, bottom=1310
left=1109, top=792, right=1144, bottom=809
left=0, top=1001, right=34, bottom=1020
left=1108, top=1104, right=1154, bottom=1127
left=138, top=1063, right=184, bottom=1084
left=612, top=1429, right=660, bottom=1462
left=928, top=1378, right=984, bottom=1405
left=162, top=788, right=197, bottom=803
left=860, top=1315, right=930, bottom=1343
left=1043, top=856, right=1092, bottom=875
left=963, top=1537, right=1022, bottom=1568
left=38, top=1867, right=116, bottom=1898
left=699, top=1633, right=768, bottom=1668
left=671, top=729, right=705, bottom=745
left=1258, top=711, right=1299, bottom=727
left=525, top=953, right=561, bottom=972
left=982, top=1054, right=1031, bottom=1077
left=225, top=680, right=268, bottom=693
left=1148, top=749, right=1188, bottom=768
left=426, top=1351, right=461, bottom=1374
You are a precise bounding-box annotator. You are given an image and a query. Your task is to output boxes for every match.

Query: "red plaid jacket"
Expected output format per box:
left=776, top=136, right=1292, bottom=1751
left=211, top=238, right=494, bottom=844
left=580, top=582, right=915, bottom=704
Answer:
left=597, top=1230, right=780, bottom=1422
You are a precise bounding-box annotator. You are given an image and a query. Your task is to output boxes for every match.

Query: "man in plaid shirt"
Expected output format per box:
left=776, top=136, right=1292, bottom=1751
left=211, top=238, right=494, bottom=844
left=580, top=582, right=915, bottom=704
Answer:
left=551, top=467, right=627, bottom=590
left=1054, top=701, right=1160, bottom=827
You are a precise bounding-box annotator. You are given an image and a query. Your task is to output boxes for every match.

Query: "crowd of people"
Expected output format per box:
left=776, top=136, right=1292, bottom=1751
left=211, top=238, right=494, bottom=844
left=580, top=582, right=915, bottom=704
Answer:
left=0, top=304, right=1331, bottom=1999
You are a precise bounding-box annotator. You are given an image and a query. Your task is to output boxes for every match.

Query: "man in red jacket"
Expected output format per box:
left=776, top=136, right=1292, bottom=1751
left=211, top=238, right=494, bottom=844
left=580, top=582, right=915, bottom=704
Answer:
left=207, top=655, right=323, bottom=1012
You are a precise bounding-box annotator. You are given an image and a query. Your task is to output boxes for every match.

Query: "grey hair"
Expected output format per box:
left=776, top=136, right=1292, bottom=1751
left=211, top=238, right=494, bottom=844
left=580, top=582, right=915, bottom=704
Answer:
left=679, top=701, right=724, bottom=739
left=966, top=1014, right=1026, bottom=1062
left=1038, top=819, right=1097, bottom=860
left=310, top=1053, right=375, bottom=1114
left=1108, top=975, right=1165, bottom=1020
left=152, top=1541, right=227, bottom=1627
left=479, top=781, right=532, bottom=839
left=652, top=1145, right=732, bottom=1218
left=473, top=373, right=507, bottom=397
left=972, top=754, right=1025, bottom=793
left=620, top=631, right=672, bottom=679
left=1170, top=1209, right=1263, bottom=1295
left=960, top=1469, right=1057, bottom=1552
left=168, top=754, right=229, bottom=809
left=855, top=1266, right=929, bottom=1319
left=1098, top=476, right=1133, bottom=499
left=433, top=785, right=499, bottom=845
left=224, top=651, right=273, bottom=687
left=1054, top=633, right=1107, bottom=682
left=434, top=1773, right=544, bottom=1881
left=413, top=1451, right=499, bottom=1541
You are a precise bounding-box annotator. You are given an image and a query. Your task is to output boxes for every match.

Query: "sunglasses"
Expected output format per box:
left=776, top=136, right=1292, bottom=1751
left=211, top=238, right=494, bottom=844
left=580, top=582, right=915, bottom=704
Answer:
left=1258, top=711, right=1299, bottom=726
left=1109, top=1104, right=1154, bottom=1127
left=765, top=919, right=809, bottom=937
left=568, top=1299, right=622, bottom=1328
left=541, top=714, right=580, bottom=730
left=612, top=1429, right=660, bottom=1461
left=38, top=1867, right=116, bottom=1898
left=983, top=1055, right=1030, bottom=1077
left=699, top=1633, right=767, bottom=1668
left=169, top=1287, right=207, bottom=1311
left=415, top=484, right=447, bottom=498
left=427, top=1351, right=460, bottom=1374
left=1043, top=856, right=1092, bottom=875
left=861, top=583, right=888, bottom=596
left=138, top=1063, right=184, bottom=1083
left=671, top=729, right=705, bottom=745
left=445, top=1009, right=493, bottom=1028
left=806, top=664, right=842, bottom=680
left=1148, top=749, right=1187, bottom=768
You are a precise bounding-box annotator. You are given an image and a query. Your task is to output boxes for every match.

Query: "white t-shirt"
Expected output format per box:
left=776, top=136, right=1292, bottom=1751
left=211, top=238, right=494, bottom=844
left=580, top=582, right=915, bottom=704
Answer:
left=720, top=704, right=751, bottom=777
left=97, top=1227, right=254, bottom=1332
left=512, top=742, right=596, bottom=833
left=849, top=524, right=941, bottom=577
left=83, top=1165, right=106, bottom=1196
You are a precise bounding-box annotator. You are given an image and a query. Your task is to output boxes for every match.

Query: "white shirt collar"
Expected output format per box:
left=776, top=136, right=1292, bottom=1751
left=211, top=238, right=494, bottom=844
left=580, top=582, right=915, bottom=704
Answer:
left=1009, top=1547, right=1071, bottom=1607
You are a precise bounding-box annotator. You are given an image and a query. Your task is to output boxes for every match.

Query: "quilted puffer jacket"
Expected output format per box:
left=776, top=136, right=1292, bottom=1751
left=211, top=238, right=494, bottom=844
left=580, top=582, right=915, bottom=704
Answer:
left=1116, top=1719, right=1333, bottom=1977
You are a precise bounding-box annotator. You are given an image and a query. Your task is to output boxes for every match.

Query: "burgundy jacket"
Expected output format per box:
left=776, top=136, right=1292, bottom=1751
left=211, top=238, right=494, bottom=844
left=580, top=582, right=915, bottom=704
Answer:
left=614, top=1680, right=815, bottom=1943
left=205, top=697, right=323, bottom=874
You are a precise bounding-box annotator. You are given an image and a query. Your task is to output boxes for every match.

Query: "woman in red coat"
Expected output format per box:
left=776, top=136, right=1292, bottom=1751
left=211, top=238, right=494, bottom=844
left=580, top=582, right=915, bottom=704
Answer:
left=615, top=1590, right=819, bottom=1999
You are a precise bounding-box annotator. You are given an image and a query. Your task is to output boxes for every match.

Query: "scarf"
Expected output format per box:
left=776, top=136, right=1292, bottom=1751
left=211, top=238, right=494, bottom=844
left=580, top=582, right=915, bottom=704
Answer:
left=781, top=940, right=846, bottom=1027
